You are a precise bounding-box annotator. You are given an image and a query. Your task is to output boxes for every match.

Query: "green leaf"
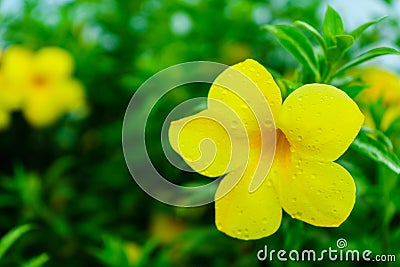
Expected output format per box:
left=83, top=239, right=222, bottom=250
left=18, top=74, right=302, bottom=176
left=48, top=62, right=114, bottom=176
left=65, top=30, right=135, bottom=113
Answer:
left=326, top=34, right=355, bottom=62
left=91, top=235, right=131, bottom=267
left=386, top=116, right=400, bottom=136
left=339, top=84, right=368, bottom=98
left=333, top=47, right=400, bottom=78
left=334, top=34, right=355, bottom=51
left=350, top=127, right=400, bottom=174
left=293, top=20, right=326, bottom=52
left=276, top=77, right=302, bottom=98
left=136, top=239, right=158, bottom=267
left=0, top=224, right=32, bottom=259
left=350, top=16, right=388, bottom=39
left=22, top=253, right=50, bottom=267
left=263, top=25, right=320, bottom=80
left=323, top=6, right=345, bottom=47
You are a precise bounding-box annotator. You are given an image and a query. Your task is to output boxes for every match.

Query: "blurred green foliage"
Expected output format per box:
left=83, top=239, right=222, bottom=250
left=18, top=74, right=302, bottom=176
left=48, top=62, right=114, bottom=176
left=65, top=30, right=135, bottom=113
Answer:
left=0, top=0, right=399, bottom=266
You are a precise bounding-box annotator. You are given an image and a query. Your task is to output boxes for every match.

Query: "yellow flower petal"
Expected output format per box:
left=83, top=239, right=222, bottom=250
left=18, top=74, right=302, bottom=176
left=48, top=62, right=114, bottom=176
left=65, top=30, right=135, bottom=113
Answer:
left=150, top=211, right=186, bottom=243
left=1, top=46, right=33, bottom=83
left=274, top=155, right=356, bottom=227
left=34, top=47, right=74, bottom=79
left=278, top=84, right=364, bottom=161
left=208, top=59, right=282, bottom=135
left=56, top=79, right=86, bottom=111
left=360, top=107, right=376, bottom=129
left=0, top=72, right=26, bottom=111
left=169, top=107, right=249, bottom=177
left=381, top=105, right=400, bottom=131
left=215, top=166, right=282, bottom=240
left=23, top=91, right=63, bottom=128
left=0, top=110, right=11, bottom=130
left=357, top=67, right=400, bottom=104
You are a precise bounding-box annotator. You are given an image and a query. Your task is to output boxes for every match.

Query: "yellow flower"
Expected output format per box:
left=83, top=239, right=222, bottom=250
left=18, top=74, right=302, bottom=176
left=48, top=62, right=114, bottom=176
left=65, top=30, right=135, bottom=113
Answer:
left=353, top=67, right=400, bottom=131
left=124, top=242, right=141, bottom=266
left=0, top=49, right=28, bottom=111
left=0, top=46, right=86, bottom=128
left=0, top=109, right=10, bottom=130
left=381, top=105, right=400, bottom=131
left=169, top=59, right=364, bottom=240
left=150, top=211, right=187, bottom=243
left=365, top=105, right=400, bottom=132
left=356, top=67, right=400, bottom=105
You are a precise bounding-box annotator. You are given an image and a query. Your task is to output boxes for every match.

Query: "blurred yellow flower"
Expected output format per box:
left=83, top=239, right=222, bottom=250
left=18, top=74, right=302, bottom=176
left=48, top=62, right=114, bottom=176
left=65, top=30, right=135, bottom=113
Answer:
left=355, top=67, right=400, bottom=131
left=169, top=59, right=364, bottom=240
left=357, top=67, right=400, bottom=104
left=381, top=105, right=400, bottom=131
left=0, top=46, right=86, bottom=128
left=221, top=42, right=251, bottom=65
left=150, top=211, right=187, bottom=243
left=124, top=242, right=142, bottom=266
left=0, top=109, right=10, bottom=130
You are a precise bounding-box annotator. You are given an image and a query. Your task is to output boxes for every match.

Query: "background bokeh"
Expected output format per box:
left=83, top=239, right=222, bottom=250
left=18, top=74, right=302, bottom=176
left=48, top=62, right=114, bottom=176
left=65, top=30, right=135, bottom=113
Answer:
left=0, top=0, right=399, bottom=266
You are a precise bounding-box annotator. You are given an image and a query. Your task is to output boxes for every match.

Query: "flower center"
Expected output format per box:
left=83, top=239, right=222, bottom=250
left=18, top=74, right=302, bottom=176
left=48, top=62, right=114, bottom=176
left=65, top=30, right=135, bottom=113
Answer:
left=32, top=75, right=48, bottom=88
left=275, top=129, right=291, bottom=164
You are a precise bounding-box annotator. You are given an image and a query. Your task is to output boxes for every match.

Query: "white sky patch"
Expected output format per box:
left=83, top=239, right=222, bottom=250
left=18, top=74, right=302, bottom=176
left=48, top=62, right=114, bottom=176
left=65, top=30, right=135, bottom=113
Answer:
left=323, top=0, right=387, bottom=30
left=0, top=0, right=23, bottom=17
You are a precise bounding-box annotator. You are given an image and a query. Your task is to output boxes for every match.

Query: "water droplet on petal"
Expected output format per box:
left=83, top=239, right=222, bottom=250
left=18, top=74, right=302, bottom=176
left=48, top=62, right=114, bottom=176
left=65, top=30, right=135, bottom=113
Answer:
left=292, top=211, right=302, bottom=219
left=298, top=96, right=303, bottom=101
left=244, top=228, right=249, bottom=238
left=264, top=119, right=273, bottom=127
left=295, top=159, right=302, bottom=169
left=297, top=135, right=303, bottom=141
left=231, top=120, right=238, bottom=128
